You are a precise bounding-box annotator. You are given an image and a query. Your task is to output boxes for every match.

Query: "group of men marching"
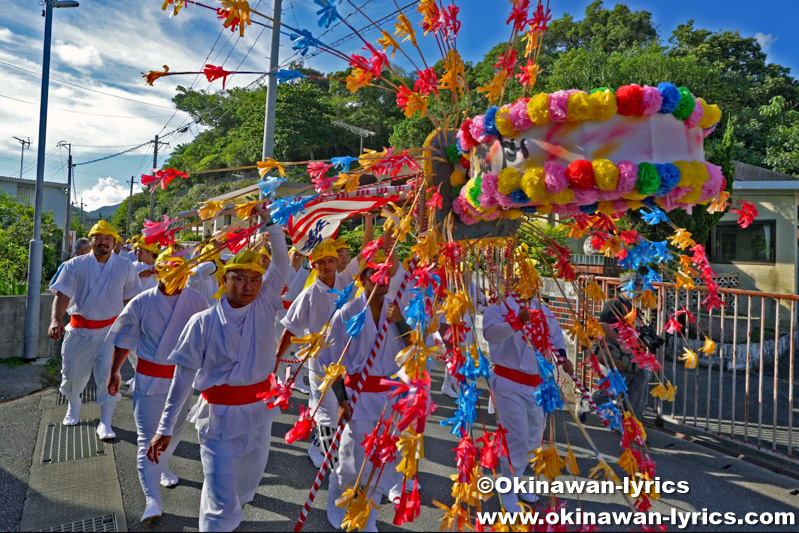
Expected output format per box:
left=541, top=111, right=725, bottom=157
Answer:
left=47, top=206, right=585, bottom=532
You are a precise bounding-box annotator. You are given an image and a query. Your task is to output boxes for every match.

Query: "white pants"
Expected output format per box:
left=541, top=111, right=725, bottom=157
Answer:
left=492, top=387, right=544, bottom=510
left=327, top=419, right=402, bottom=531
left=60, top=330, right=120, bottom=408
left=133, top=390, right=189, bottom=503
left=198, top=413, right=278, bottom=532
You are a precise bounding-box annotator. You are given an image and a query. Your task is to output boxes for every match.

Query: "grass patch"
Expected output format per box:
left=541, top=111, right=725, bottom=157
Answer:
left=44, top=358, right=61, bottom=379
left=0, top=356, right=27, bottom=368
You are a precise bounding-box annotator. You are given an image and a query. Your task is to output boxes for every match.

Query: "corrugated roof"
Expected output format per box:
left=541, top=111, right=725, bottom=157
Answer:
left=733, top=161, right=798, bottom=182
left=0, top=175, right=69, bottom=188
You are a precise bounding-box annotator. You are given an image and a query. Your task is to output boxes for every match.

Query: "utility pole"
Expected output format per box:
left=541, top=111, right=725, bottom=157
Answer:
left=80, top=197, right=84, bottom=227
left=261, top=0, right=282, bottom=162
left=57, top=141, right=72, bottom=260
left=148, top=135, right=168, bottom=220
left=12, top=136, right=31, bottom=179
left=126, top=175, right=136, bottom=238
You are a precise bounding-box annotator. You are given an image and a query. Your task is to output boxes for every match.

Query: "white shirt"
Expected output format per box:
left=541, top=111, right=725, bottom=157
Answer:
left=109, top=286, right=209, bottom=395
left=186, top=261, right=219, bottom=302
left=50, top=252, right=143, bottom=337
left=319, top=294, right=405, bottom=420
left=283, top=264, right=310, bottom=304
left=132, top=260, right=158, bottom=291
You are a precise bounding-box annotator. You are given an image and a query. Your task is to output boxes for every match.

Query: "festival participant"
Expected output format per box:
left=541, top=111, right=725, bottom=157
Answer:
left=113, top=236, right=125, bottom=256
left=107, top=247, right=209, bottom=523
left=186, top=242, right=222, bottom=303
left=74, top=238, right=91, bottom=257
left=481, top=293, right=571, bottom=512
left=133, top=241, right=160, bottom=291
left=126, top=237, right=140, bottom=262
left=277, top=239, right=345, bottom=468
left=147, top=208, right=287, bottom=532
left=333, top=237, right=351, bottom=273
left=48, top=220, right=143, bottom=439
left=275, top=246, right=311, bottom=394
left=323, top=254, right=411, bottom=531
left=441, top=270, right=480, bottom=399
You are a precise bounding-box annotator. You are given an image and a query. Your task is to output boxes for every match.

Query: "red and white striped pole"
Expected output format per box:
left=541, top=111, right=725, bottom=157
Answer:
left=294, top=259, right=417, bottom=532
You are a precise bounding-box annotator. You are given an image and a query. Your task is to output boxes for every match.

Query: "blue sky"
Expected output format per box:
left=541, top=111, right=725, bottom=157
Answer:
left=0, top=0, right=795, bottom=210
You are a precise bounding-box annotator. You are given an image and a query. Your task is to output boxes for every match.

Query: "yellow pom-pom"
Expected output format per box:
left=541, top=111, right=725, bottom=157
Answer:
left=497, top=167, right=522, bottom=195
left=550, top=189, right=575, bottom=205
left=593, top=158, right=619, bottom=191
left=590, top=89, right=617, bottom=121
left=527, top=93, right=550, bottom=125
left=673, top=160, right=693, bottom=188
left=450, top=169, right=466, bottom=187
left=521, top=167, right=546, bottom=202
left=626, top=199, right=644, bottom=210
left=567, top=91, right=594, bottom=122
left=698, top=99, right=722, bottom=129
left=690, top=160, right=709, bottom=187
left=536, top=204, right=553, bottom=215
left=597, top=201, right=617, bottom=216
left=495, top=106, right=517, bottom=137
left=678, top=185, right=703, bottom=204
left=504, top=208, right=524, bottom=219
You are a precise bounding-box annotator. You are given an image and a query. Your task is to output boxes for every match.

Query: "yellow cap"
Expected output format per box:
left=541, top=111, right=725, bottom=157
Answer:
left=289, top=246, right=299, bottom=254
left=88, top=220, right=120, bottom=240
left=221, top=249, right=266, bottom=275
left=199, top=243, right=221, bottom=262
left=311, top=239, right=338, bottom=263
left=333, top=237, right=350, bottom=250
left=368, top=249, right=387, bottom=264
left=154, top=246, right=191, bottom=294
left=260, top=245, right=271, bottom=260
left=134, top=242, right=161, bottom=256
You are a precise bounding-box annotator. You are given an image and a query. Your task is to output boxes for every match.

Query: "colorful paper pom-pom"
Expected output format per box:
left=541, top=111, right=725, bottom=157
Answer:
left=655, top=163, right=680, bottom=197
left=548, top=89, right=571, bottom=122
left=526, top=93, right=550, bottom=125
left=566, top=160, right=596, bottom=190
left=544, top=161, right=568, bottom=194
left=673, top=87, right=696, bottom=120
left=483, top=107, right=500, bottom=136
left=566, top=91, right=593, bottom=122
left=640, top=85, right=663, bottom=118
left=508, top=188, right=530, bottom=205
left=684, top=96, right=704, bottom=128
left=497, top=167, right=522, bottom=195
left=657, top=82, right=681, bottom=114
left=635, top=162, right=661, bottom=196
left=458, top=118, right=477, bottom=151
left=521, top=166, right=546, bottom=202
left=494, top=106, right=516, bottom=136
left=509, top=98, right=533, bottom=130
left=469, top=115, right=488, bottom=143
left=616, top=161, right=639, bottom=195
left=616, top=84, right=644, bottom=116
left=593, top=159, right=619, bottom=191
left=450, top=169, right=467, bottom=187
left=698, top=99, right=722, bottom=129
left=589, top=88, right=617, bottom=121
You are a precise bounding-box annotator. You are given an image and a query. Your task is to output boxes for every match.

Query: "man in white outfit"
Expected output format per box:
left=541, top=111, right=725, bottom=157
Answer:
left=132, top=241, right=160, bottom=291
left=275, top=246, right=310, bottom=394
left=277, top=239, right=346, bottom=469
left=323, top=255, right=410, bottom=531
left=186, top=242, right=222, bottom=303
left=147, top=211, right=287, bottom=532
left=48, top=220, right=143, bottom=439
left=481, top=295, right=571, bottom=513
left=107, top=247, right=209, bottom=523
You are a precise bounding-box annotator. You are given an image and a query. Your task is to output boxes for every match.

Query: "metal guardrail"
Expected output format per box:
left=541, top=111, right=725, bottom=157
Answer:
left=579, top=277, right=798, bottom=462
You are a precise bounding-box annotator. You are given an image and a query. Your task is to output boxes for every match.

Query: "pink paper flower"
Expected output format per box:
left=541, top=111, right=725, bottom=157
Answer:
left=616, top=161, right=638, bottom=195
left=640, top=85, right=663, bottom=118
left=544, top=161, right=568, bottom=194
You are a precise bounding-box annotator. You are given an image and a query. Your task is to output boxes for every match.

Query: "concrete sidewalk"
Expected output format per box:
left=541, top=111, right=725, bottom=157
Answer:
left=2, top=364, right=798, bottom=532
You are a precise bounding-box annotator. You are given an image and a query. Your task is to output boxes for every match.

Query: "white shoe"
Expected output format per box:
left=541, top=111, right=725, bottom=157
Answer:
left=441, top=384, right=458, bottom=399
left=160, top=468, right=179, bottom=487
left=96, top=421, right=116, bottom=440
left=63, top=397, right=82, bottom=426
left=141, top=497, right=163, bottom=523
left=308, top=443, right=324, bottom=469
left=388, top=485, right=402, bottom=504
left=488, top=396, right=495, bottom=415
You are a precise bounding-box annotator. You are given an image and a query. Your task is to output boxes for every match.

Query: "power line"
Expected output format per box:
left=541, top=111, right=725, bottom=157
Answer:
left=73, top=141, right=153, bottom=167
left=0, top=93, right=175, bottom=119
left=0, top=60, right=176, bottom=110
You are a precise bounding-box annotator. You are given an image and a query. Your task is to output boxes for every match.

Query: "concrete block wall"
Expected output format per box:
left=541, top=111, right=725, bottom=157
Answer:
left=0, top=294, right=59, bottom=360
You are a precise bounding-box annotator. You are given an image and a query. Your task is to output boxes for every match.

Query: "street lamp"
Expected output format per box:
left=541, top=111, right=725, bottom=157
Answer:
left=23, top=0, right=79, bottom=362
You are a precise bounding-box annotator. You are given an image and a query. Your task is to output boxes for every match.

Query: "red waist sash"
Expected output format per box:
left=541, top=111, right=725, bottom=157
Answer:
left=201, top=379, right=272, bottom=406
left=493, top=364, right=542, bottom=387
left=283, top=300, right=292, bottom=310
left=344, top=373, right=392, bottom=393
left=136, top=358, right=175, bottom=379
left=69, top=314, right=118, bottom=329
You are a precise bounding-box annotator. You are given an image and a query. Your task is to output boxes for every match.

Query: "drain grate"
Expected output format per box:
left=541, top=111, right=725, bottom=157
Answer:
left=37, top=514, right=116, bottom=532
left=41, top=420, right=106, bottom=464
left=56, top=385, right=97, bottom=405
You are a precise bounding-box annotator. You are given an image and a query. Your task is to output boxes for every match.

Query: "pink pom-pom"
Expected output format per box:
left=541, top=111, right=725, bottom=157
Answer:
left=483, top=209, right=501, bottom=220
left=640, top=86, right=663, bottom=118
left=658, top=186, right=692, bottom=211
left=572, top=188, right=600, bottom=206
left=496, top=191, right=521, bottom=209
left=612, top=200, right=628, bottom=213
left=616, top=161, right=638, bottom=194
left=560, top=204, right=583, bottom=216
left=548, top=90, right=572, bottom=123
left=457, top=119, right=476, bottom=151
left=544, top=161, right=568, bottom=194
left=596, top=189, right=619, bottom=201
left=451, top=198, right=478, bottom=224
left=478, top=172, right=500, bottom=208
left=470, top=115, right=489, bottom=143
left=700, top=162, right=724, bottom=201
left=685, top=96, right=705, bottom=128
left=509, top=98, right=533, bottom=131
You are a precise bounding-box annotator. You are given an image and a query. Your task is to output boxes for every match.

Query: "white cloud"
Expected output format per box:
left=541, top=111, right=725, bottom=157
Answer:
left=78, top=177, right=130, bottom=210
left=0, top=28, right=13, bottom=43
left=53, top=40, right=103, bottom=68
left=755, top=32, right=778, bottom=53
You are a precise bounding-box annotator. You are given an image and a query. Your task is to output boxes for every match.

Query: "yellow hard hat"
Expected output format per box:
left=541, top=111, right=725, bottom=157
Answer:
left=88, top=220, right=120, bottom=241
left=134, top=242, right=161, bottom=256
left=221, top=249, right=266, bottom=275
left=311, top=239, right=338, bottom=263
left=333, top=237, right=350, bottom=250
